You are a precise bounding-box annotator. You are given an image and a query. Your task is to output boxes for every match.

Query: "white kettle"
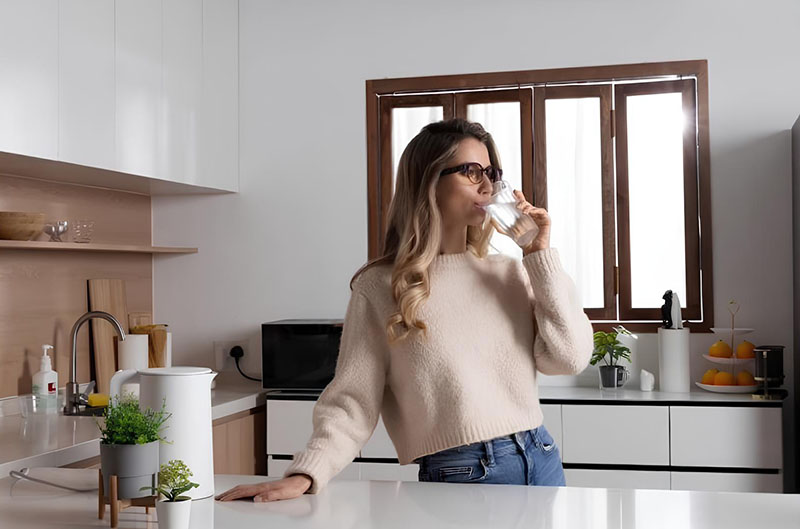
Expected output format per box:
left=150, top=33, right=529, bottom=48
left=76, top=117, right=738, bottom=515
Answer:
left=110, top=367, right=217, bottom=499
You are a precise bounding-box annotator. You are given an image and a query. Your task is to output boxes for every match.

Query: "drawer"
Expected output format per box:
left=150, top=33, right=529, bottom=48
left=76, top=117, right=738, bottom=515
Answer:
left=562, top=405, right=669, bottom=465
left=359, top=462, right=419, bottom=482
left=671, top=471, right=782, bottom=493
left=266, top=400, right=315, bottom=455
left=565, top=469, right=671, bottom=490
left=540, top=404, right=562, bottom=455
left=361, top=415, right=397, bottom=459
left=267, top=456, right=361, bottom=481
left=670, top=407, right=782, bottom=469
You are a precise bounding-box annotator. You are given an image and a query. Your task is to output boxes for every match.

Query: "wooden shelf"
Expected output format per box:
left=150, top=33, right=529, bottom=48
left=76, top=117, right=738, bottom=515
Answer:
left=0, top=240, right=197, bottom=254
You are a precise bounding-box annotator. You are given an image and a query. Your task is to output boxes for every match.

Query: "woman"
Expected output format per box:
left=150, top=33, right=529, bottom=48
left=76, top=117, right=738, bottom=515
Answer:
left=216, top=119, right=593, bottom=502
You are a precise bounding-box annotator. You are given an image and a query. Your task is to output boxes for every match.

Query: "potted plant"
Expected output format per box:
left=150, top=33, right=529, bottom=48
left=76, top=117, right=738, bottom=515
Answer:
left=96, top=395, right=169, bottom=500
left=591, top=326, right=636, bottom=389
left=141, top=459, right=199, bottom=529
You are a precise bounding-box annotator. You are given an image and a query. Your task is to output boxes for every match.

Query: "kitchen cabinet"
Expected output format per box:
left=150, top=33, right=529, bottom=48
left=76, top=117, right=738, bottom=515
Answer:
left=115, top=0, right=162, bottom=178
left=212, top=406, right=266, bottom=475
left=561, top=405, right=670, bottom=465
left=670, top=471, right=783, bottom=493
left=266, top=399, right=316, bottom=456
left=0, top=0, right=59, bottom=160
left=564, top=469, right=671, bottom=490
left=0, top=0, right=238, bottom=193
left=267, top=456, right=361, bottom=481
left=58, top=0, right=116, bottom=170
left=670, top=406, right=782, bottom=469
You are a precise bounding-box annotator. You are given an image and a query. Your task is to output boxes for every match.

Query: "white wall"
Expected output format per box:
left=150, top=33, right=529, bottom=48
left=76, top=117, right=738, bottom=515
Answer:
left=153, top=0, right=799, bottom=432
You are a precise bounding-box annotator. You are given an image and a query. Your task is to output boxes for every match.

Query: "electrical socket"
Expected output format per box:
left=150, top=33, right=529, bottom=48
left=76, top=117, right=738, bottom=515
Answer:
left=214, top=340, right=247, bottom=372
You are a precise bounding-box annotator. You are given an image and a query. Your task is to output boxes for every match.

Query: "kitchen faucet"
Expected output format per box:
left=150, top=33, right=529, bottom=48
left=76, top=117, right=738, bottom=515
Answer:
left=63, top=311, right=126, bottom=416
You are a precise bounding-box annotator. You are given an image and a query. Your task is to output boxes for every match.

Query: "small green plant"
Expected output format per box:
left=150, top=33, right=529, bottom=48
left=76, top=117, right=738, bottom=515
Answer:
left=96, top=395, right=170, bottom=445
left=590, top=326, right=634, bottom=366
left=141, top=460, right=199, bottom=501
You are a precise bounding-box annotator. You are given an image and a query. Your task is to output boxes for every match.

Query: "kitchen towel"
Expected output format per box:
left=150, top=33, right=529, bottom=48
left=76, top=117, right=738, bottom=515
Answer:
left=657, top=327, right=690, bottom=392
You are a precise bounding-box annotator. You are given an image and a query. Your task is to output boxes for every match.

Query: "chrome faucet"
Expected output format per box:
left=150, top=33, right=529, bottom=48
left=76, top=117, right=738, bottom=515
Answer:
left=64, top=311, right=126, bottom=415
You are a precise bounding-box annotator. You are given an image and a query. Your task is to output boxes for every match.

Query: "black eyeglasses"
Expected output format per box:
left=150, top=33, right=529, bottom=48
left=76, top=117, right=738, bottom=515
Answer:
left=440, top=162, right=503, bottom=184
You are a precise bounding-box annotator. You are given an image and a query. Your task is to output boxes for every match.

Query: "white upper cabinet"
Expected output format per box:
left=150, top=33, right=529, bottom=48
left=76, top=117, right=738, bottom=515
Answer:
left=115, top=0, right=162, bottom=178
left=0, top=0, right=238, bottom=193
left=59, top=0, right=116, bottom=169
left=0, top=0, right=59, bottom=159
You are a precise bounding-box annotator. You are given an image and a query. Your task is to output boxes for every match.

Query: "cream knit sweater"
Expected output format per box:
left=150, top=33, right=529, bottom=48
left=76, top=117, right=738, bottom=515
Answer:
left=284, top=248, right=593, bottom=493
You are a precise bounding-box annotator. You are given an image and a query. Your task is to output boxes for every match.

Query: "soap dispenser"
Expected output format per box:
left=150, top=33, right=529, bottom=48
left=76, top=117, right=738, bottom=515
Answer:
left=32, top=344, right=58, bottom=414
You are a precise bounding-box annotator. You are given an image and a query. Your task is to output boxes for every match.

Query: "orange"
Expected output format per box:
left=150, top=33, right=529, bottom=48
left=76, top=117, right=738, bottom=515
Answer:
left=736, top=340, right=756, bottom=359
left=701, top=369, right=719, bottom=385
left=737, top=370, right=755, bottom=386
left=713, top=371, right=736, bottom=385
left=709, top=340, right=732, bottom=358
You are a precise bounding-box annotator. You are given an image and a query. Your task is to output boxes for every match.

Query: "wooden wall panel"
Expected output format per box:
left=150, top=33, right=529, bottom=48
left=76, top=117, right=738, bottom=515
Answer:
left=0, top=175, right=152, bottom=397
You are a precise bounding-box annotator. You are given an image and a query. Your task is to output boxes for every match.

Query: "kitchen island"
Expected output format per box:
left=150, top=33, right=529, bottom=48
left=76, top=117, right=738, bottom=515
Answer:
left=1, top=469, right=798, bottom=529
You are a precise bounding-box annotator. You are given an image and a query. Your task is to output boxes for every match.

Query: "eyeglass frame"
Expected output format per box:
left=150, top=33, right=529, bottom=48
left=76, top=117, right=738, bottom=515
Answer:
left=439, top=162, right=503, bottom=184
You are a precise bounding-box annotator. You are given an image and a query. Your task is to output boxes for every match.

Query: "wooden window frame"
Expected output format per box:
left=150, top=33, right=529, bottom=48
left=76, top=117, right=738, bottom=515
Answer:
left=533, top=85, right=616, bottom=321
left=365, top=60, right=713, bottom=333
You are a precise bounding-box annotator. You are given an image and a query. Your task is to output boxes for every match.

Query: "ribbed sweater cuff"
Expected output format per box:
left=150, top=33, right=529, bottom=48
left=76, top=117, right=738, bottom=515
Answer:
left=284, top=450, right=330, bottom=494
left=522, top=247, right=562, bottom=281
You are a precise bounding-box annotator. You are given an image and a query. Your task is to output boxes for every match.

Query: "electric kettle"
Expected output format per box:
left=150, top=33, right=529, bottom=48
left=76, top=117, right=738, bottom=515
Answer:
left=109, top=367, right=217, bottom=499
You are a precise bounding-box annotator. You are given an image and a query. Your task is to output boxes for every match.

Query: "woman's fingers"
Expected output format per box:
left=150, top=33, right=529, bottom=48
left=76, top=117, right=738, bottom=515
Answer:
left=215, top=484, right=265, bottom=501
left=216, top=476, right=311, bottom=503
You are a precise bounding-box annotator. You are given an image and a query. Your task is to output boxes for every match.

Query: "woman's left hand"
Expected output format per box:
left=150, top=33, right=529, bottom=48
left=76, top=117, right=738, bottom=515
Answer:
left=513, top=190, right=550, bottom=254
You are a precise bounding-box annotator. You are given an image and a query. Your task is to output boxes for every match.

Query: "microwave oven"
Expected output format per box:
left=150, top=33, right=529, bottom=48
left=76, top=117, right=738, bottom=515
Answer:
left=261, top=319, right=343, bottom=390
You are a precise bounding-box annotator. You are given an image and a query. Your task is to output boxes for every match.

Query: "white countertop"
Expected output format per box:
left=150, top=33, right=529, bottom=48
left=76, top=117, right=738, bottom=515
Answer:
left=0, top=375, right=266, bottom=477
left=1, top=470, right=799, bottom=529
left=537, top=386, right=783, bottom=405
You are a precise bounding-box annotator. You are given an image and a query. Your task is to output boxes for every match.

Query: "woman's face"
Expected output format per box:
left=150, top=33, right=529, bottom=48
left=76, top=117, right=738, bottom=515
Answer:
left=436, top=137, right=494, bottom=228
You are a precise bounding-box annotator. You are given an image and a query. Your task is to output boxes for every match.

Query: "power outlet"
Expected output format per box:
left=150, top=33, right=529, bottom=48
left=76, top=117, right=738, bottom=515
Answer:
left=214, top=340, right=247, bottom=372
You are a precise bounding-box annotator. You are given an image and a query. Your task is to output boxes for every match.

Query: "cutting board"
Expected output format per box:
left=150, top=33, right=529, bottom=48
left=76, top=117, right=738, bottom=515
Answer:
left=87, top=279, right=128, bottom=395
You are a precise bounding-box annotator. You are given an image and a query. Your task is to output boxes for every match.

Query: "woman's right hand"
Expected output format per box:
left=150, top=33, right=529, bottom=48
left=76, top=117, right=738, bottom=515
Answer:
left=215, top=474, right=312, bottom=502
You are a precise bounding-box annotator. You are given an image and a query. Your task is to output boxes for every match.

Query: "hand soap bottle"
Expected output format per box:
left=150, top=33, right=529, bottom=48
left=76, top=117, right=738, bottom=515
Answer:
left=32, top=344, right=58, bottom=414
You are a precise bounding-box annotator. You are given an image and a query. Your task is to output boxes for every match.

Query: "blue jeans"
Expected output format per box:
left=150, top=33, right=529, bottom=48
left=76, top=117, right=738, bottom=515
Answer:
left=416, top=426, right=565, bottom=486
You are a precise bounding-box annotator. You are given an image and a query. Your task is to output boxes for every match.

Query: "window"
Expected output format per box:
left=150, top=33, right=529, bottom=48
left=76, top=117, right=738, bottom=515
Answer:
left=366, top=61, right=713, bottom=332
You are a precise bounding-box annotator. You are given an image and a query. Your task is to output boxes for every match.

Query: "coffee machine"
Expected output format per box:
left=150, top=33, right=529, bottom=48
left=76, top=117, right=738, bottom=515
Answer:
left=752, top=345, right=788, bottom=400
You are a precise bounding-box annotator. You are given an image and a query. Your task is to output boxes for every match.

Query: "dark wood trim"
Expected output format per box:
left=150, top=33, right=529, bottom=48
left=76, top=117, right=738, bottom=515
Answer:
left=695, top=69, right=715, bottom=331
left=366, top=81, right=380, bottom=261
left=533, top=88, right=547, bottom=208
left=373, top=93, right=455, bottom=258
left=591, top=320, right=711, bottom=333
left=615, top=80, right=703, bottom=323
left=369, top=60, right=708, bottom=94
left=533, top=84, right=616, bottom=320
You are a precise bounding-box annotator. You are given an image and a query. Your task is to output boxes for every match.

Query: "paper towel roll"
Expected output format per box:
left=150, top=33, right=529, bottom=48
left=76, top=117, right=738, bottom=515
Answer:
left=118, top=335, right=148, bottom=398
left=658, top=327, right=691, bottom=392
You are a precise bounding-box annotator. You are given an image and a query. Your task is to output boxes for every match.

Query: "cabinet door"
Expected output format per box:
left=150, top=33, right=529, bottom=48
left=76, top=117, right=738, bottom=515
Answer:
left=59, top=0, right=115, bottom=169
left=359, top=462, right=419, bottom=482
left=361, top=415, right=396, bottom=459
left=161, top=0, right=203, bottom=185
left=564, top=469, right=671, bottom=490
left=540, top=404, right=562, bottom=456
left=0, top=0, right=58, bottom=159
left=212, top=408, right=266, bottom=475
left=562, top=405, right=669, bottom=465
left=671, top=471, right=782, bottom=493
left=115, top=0, right=161, bottom=178
left=198, top=0, right=238, bottom=191
left=670, top=406, right=782, bottom=469
left=266, top=400, right=315, bottom=455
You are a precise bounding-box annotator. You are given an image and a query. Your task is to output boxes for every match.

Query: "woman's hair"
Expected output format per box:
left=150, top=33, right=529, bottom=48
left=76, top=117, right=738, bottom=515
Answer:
left=351, top=118, right=500, bottom=343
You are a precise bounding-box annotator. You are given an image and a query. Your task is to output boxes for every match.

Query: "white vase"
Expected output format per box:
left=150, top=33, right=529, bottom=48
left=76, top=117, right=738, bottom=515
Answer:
left=156, top=499, right=191, bottom=529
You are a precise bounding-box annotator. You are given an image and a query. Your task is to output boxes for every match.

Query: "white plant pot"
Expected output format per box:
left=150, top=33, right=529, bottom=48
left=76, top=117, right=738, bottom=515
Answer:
left=156, top=499, right=191, bottom=529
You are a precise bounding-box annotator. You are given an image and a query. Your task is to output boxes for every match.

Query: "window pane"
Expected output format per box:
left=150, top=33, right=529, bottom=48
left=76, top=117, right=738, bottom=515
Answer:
left=626, top=92, right=686, bottom=308
left=391, top=106, right=443, bottom=191
left=467, top=102, right=522, bottom=259
left=545, top=98, right=605, bottom=308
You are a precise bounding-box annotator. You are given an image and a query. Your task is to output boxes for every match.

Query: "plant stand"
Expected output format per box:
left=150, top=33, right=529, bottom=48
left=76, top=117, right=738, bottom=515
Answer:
left=97, top=469, right=157, bottom=528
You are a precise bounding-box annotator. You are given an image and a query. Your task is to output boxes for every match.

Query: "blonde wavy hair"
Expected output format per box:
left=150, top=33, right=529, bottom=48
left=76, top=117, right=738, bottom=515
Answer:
left=352, top=119, right=501, bottom=343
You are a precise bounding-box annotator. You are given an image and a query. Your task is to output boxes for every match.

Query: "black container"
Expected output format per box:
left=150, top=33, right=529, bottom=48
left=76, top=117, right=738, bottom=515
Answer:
left=753, top=345, right=785, bottom=388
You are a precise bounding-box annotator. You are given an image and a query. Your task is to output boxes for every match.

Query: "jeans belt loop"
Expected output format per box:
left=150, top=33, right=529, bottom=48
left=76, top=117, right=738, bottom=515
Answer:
left=483, top=439, right=495, bottom=466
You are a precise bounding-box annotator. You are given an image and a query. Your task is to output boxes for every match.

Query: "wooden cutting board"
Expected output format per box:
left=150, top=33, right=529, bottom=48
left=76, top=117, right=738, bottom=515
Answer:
left=87, top=279, right=128, bottom=395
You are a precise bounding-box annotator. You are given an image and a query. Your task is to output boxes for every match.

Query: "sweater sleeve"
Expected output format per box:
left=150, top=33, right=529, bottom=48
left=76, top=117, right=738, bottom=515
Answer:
left=283, top=287, right=388, bottom=493
left=521, top=248, right=593, bottom=375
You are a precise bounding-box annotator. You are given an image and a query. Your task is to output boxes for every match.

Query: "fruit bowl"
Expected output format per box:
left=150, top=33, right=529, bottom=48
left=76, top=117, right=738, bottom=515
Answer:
left=701, top=354, right=755, bottom=365
left=695, top=382, right=758, bottom=394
